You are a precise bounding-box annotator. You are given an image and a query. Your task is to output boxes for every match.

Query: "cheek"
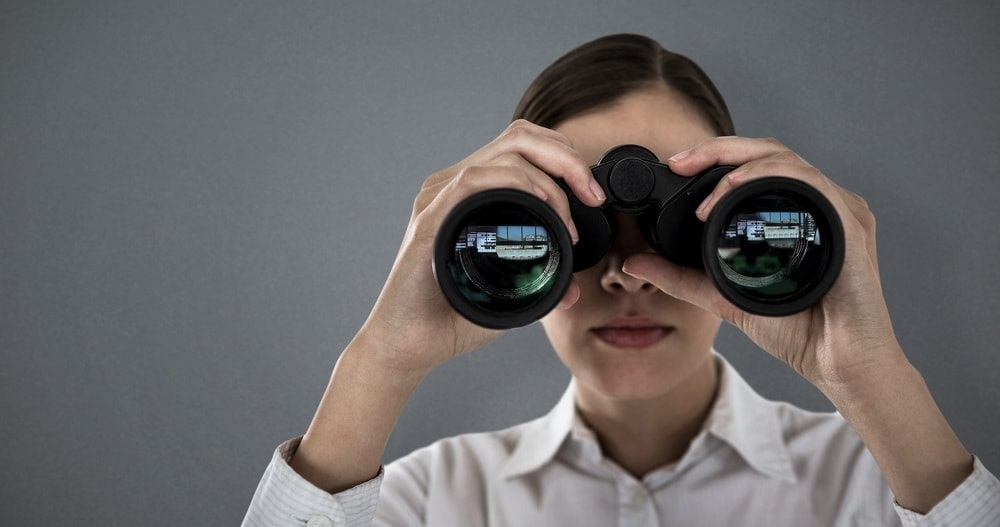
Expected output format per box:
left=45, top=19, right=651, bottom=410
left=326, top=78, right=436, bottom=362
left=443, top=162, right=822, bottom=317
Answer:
left=676, top=308, right=723, bottom=346
left=540, top=306, right=595, bottom=373
left=540, top=271, right=604, bottom=336
left=572, top=267, right=606, bottom=296
left=540, top=309, right=579, bottom=351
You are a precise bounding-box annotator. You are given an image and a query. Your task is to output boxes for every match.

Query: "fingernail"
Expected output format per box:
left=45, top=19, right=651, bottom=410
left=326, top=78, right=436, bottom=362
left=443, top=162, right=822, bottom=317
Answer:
left=726, top=169, right=748, bottom=184
left=668, top=148, right=692, bottom=163
left=589, top=180, right=607, bottom=202
left=568, top=219, right=579, bottom=244
left=696, top=192, right=714, bottom=217
left=530, top=183, right=549, bottom=201
left=621, top=262, right=644, bottom=280
left=622, top=269, right=648, bottom=283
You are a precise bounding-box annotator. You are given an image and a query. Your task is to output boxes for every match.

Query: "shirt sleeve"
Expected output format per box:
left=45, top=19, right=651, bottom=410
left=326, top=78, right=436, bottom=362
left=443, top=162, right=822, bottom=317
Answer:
left=893, top=456, right=1000, bottom=526
left=241, top=437, right=383, bottom=527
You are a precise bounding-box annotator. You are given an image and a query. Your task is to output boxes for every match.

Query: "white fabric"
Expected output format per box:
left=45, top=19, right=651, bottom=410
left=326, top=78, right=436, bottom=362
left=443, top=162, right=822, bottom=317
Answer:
left=243, top=354, right=1000, bottom=526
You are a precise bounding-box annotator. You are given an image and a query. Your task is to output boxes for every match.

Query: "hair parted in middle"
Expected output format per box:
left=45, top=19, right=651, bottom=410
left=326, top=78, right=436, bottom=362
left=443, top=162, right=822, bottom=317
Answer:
left=513, top=34, right=734, bottom=137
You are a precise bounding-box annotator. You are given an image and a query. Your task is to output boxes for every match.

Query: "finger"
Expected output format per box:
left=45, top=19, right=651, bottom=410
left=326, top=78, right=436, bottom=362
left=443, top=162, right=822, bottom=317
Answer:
left=421, top=119, right=573, bottom=190
left=667, top=136, right=791, bottom=176
left=415, top=162, right=589, bottom=254
left=493, top=152, right=579, bottom=242
left=694, top=155, right=820, bottom=220
left=694, top=169, right=739, bottom=221
left=838, top=189, right=881, bottom=284
left=485, top=121, right=607, bottom=207
left=621, top=253, right=740, bottom=322
left=506, top=119, right=576, bottom=147
left=414, top=164, right=543, bottom=231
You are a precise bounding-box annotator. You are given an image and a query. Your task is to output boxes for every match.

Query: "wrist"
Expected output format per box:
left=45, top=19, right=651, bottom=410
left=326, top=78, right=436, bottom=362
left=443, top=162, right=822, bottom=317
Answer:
left=292, top=329, right=430, bottom=492
left=810, top=341, right=911, bottom=402
left=346, top=326, right=436, bottom=387
left=812, top=345, right=972, bottom=513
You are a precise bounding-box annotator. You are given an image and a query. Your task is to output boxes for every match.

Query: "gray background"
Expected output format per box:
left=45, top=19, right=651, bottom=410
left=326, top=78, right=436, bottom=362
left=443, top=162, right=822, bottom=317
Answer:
left=2, top=1, right=998, bottom=525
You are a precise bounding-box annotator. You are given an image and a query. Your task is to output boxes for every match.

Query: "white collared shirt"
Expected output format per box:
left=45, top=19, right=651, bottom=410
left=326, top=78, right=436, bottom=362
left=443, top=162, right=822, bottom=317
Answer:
left=243, top=354, right=1000, bottom=526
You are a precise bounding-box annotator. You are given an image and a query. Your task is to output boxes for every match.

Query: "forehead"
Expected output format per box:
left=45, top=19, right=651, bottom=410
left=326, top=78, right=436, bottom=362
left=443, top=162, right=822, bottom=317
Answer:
left=553, top=85, right=717, bottom=165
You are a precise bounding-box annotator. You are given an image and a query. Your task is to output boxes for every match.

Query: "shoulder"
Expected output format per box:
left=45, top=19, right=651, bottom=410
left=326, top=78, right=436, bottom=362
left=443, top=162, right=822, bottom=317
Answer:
left=771, top=400, right=857, bottom=446
left=716, top=354, right=877, bottom=479
left=373, top=419, right=540, bottom=524
left=776, top=402, right=869, bottom=457
left=382, top=418, right=535, bottom=491
left=770, top=400, right=892, bottom=503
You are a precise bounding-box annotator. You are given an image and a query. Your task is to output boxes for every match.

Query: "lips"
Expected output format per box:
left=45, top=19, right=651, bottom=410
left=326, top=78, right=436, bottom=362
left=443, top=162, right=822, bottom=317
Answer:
left=591, top=316, right=674, bottom=349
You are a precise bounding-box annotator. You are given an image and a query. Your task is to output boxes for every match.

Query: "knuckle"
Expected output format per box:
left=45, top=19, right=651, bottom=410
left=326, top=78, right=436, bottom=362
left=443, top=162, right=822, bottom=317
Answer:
left=761, top=137, right=786, bottom=148
left=408, top=209, right=437, bottom=241
left=773, top=149, right=801, bottom=163
left=753, top=158, right=786, bottom=176
left=800, top=165, right=824, bottom=181
left=705, top=135, right=727, bottom=147
left=454, top=165, right=526, bottom=193
left=849, top=191, right=871, bottom=212
left=847, top=191, right=876, bottom=227
left=698, top=136, right=732, bottom=158
left=454, top=165, right=485, bottom=184
left=421, top=168, right=450, bottom=190
left=493, top=151, right=525, bottom=167
left=412, top=187, right=436, bottom=214
left=501, top=122, right=532, bottom=142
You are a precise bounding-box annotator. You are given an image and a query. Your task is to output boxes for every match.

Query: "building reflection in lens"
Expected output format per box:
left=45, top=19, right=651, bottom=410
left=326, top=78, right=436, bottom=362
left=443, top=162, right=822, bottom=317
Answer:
left=718, top=212, right=817, bottom=288
left=455, top=225, right=549, bottom=260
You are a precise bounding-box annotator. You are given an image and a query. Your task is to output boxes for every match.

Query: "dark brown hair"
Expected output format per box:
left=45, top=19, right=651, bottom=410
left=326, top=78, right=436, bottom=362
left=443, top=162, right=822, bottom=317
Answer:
left=513, top=34, right=734, bottom=136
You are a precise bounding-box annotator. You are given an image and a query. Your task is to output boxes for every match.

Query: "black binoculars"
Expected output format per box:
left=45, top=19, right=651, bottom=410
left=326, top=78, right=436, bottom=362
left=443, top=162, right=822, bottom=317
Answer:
left=433, top=144, right=844, bottom=329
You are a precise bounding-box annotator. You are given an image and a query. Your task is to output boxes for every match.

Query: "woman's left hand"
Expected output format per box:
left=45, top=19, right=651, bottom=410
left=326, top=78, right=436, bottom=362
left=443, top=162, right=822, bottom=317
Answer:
left=621, top=136, right=905, bottom=390
left=628, top=137, right=980, bottom=515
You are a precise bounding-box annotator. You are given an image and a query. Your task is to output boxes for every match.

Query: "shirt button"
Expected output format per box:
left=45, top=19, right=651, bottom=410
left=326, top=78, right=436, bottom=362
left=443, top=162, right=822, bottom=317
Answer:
left=630, top=489, right=648, bottom=509
left=305, top=515, right=334, bottom=527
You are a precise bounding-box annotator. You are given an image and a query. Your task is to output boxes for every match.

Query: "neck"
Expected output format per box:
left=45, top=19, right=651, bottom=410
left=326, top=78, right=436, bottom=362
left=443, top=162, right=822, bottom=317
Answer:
left=575, top=355, right=719, bottom=479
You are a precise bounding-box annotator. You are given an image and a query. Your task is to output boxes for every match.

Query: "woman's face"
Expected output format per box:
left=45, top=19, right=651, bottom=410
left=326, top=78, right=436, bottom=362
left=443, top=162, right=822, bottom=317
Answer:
left=542, top=84, right=723, bottom=402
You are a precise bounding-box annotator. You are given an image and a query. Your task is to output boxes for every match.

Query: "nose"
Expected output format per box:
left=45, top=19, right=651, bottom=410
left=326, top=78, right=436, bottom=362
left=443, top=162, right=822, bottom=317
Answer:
left=599, top=215, right=657, bottom=294
left=600, top=254, right=657, bottom=294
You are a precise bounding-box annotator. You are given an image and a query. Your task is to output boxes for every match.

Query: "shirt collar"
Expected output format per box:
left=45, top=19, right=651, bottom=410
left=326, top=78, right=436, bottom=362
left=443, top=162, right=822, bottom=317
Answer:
left=705, top=352, right=798, bottom=483
left=500, top=351, right=797, bottom=483
left=499, top=378, right=577, bottom=480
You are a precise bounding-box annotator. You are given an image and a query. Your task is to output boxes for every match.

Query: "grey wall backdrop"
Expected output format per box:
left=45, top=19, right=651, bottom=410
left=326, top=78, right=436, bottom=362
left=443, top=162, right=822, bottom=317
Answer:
left=2, top=1, right=998, bottom=524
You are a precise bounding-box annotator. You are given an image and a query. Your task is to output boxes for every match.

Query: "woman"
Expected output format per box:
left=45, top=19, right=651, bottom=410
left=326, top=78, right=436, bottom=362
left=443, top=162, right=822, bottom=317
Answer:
left=243, top=34, right=998, bottom=526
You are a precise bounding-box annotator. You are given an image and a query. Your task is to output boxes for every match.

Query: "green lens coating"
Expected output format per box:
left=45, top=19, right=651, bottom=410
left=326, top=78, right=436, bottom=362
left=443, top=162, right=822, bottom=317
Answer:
left=716, top=207, right=820, bottom=298
left=449, top=224, right=558, bottom=308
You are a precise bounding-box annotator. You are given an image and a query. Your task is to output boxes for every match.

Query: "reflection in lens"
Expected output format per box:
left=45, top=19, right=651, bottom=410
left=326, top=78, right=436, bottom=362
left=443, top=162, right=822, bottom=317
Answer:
left=716, top=209, right=818, bottom=296
left=452, top=224, right=558, bottom=302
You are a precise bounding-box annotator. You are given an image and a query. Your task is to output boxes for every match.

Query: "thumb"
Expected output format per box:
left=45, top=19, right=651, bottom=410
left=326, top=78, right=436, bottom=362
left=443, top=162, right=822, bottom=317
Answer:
left=622, top=253, right=736, bottom=319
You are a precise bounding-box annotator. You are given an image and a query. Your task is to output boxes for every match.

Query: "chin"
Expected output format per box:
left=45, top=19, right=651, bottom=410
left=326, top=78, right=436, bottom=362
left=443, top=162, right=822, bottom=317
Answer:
left=567, top=338, right=715, bottom=402
left=576, top=353, right=692, bottom=401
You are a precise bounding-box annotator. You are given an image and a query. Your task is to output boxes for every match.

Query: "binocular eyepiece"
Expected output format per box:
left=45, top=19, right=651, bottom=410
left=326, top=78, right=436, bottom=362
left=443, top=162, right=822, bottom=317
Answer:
left=433, top=145, right=844, bottom=329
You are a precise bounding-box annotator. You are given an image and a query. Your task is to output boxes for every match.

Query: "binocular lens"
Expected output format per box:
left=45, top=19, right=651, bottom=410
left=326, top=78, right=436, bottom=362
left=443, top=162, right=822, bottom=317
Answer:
left=433, top=190, right=573, bottom=329
left=704, top=178, right=844, bottom=316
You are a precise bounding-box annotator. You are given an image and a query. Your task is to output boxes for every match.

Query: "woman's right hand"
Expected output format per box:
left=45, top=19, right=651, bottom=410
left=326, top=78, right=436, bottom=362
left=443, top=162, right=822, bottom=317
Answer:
left=357, top=120, right=606, bottom=374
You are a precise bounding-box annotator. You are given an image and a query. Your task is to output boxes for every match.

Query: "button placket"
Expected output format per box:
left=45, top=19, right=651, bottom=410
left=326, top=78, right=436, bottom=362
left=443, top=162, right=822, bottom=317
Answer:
left=303, top=515, right=334, bottom=527
left=618, top=481, right=657, bottom=527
